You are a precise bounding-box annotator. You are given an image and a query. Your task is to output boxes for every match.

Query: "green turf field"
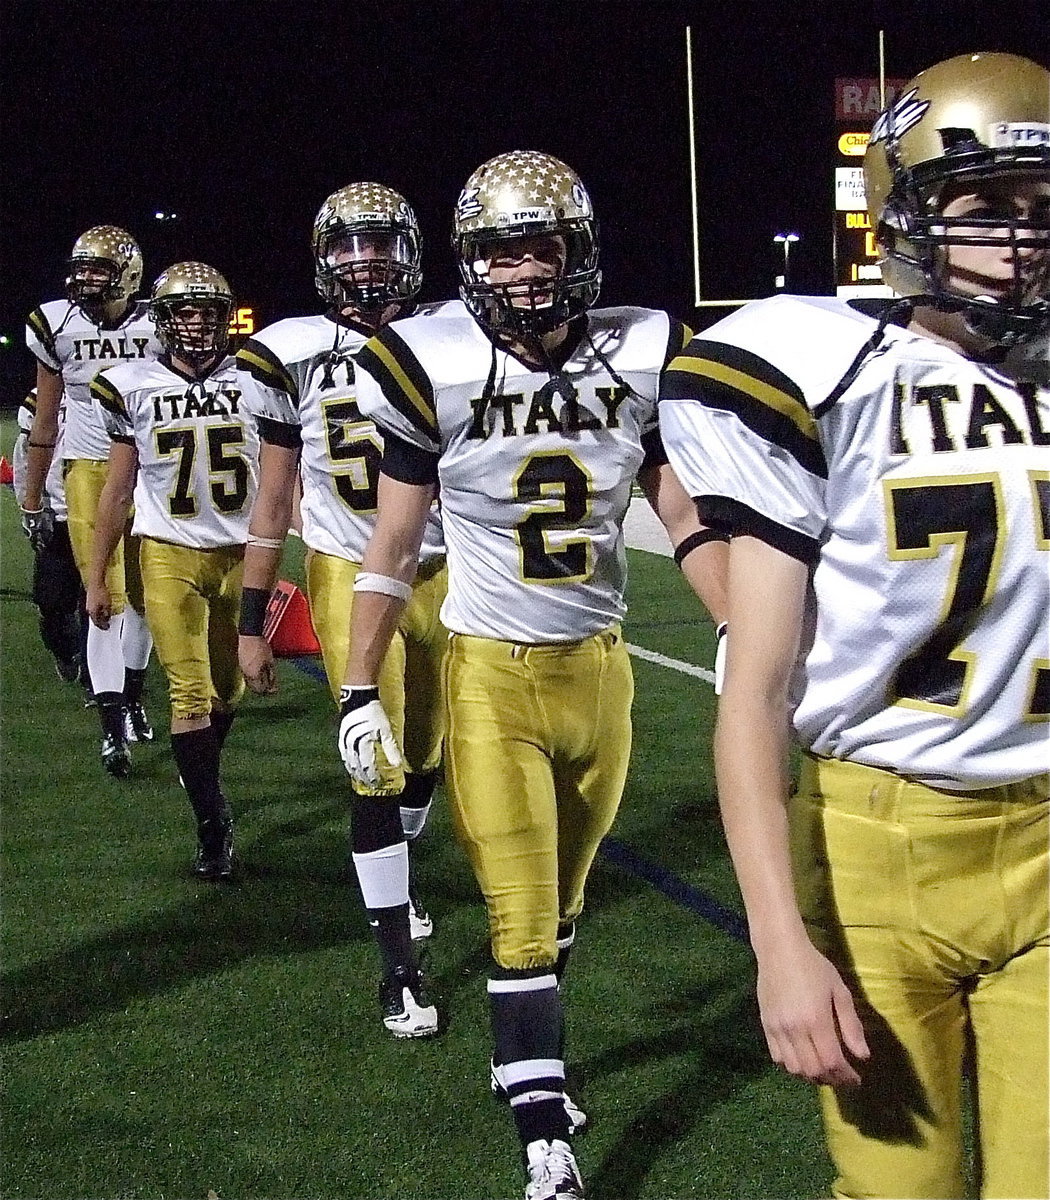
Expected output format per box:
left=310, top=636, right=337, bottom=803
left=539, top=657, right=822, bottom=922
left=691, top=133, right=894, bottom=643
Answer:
left=1, top=415, right=831, bottom=1200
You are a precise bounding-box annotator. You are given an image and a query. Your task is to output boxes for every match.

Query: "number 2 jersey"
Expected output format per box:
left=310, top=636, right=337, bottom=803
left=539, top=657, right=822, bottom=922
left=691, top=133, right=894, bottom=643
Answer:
left=353, top=305, right=689, bottom=643
left=26, top=299, right=161, bottom=461
left=91, top=355, right=259, bottom=548
left=660, top=294, right=1049, bottom=789
left=234, top=308, right=451, bottom=566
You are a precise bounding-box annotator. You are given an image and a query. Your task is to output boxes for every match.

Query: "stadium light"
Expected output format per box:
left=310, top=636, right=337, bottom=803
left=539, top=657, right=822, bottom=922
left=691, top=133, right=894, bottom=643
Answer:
left=773, top=232, right=800, bottom=290
left=154, top=211, right=178, bottom=221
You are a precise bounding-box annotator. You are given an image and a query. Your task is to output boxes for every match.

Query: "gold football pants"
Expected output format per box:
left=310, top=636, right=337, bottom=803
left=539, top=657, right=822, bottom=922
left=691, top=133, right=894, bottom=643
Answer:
left=64, top=457, right=145, bottom=614
left=443, top=627, right=633, bottom=972
left=139, top=538, right=245, bottom=722
left=305, top=550, right=446, bottom=775
left=791, top=754, right=1049, bottom=1200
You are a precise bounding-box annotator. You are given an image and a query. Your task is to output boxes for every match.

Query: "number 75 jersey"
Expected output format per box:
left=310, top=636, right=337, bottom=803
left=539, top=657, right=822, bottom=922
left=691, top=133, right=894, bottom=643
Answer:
left=92, top=355, right=259, bottom=549
left=660, top=295, right=1049, bottom=789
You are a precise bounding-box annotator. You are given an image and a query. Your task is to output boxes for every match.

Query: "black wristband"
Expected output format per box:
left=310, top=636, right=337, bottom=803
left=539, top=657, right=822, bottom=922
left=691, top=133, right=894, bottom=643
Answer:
left=338, top=685, right=379, bottom=716
left=673, top=528, right=730, bottom=567
left=238, top=585, right=270, bottom=636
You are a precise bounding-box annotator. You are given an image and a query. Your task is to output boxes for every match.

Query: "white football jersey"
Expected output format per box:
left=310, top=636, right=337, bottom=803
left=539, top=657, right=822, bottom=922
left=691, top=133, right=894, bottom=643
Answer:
left=92, top=356, right=259, bottom=549
left=661, top=294, right=1050, bottom=789
left=26, top=299, right=161, bottom=461
left=354, top=305, right=690, bottom=642
left=235, top=306, right=455, bottom=564
left=15, top=392, right=68, bottom=519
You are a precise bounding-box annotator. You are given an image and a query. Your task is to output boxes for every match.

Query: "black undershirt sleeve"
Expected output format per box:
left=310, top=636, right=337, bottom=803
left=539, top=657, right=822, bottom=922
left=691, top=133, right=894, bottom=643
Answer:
left=255, top=415, right=302, bottom=449
left=381, top=430, right=440, bottom=486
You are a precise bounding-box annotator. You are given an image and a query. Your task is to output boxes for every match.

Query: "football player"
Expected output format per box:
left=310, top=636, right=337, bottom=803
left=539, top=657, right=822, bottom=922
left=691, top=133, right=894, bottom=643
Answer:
left=660, top=52, right=1049, bottom=1200
left=13, top=388, right=86, bottom=689
left=339, top=151, right=727, bottom=1200
left=22, top=226, right=159, bottom=778
left=87, top=263, right=259, bottom=882
left=235, top=184, right=450, bottom=1036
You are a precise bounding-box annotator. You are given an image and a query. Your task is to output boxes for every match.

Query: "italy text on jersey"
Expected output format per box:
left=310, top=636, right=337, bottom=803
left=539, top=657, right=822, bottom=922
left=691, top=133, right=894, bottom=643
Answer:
left=26, top=300, right=161, bottom=461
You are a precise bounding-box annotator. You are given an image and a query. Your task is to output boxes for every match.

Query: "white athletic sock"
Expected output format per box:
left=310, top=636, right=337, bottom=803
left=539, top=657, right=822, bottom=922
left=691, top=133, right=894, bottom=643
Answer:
left=120, top=606, right=153, bottom=671
left=352, top=842, right=409, bottom=910
left=400, top=800, right=431, bottom=840
left=87, top=616, right=126, bottom=695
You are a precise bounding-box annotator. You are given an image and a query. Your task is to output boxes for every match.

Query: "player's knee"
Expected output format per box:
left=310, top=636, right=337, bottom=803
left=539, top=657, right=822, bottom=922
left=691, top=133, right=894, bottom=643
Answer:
left=350, top=794, right=405, bottom=855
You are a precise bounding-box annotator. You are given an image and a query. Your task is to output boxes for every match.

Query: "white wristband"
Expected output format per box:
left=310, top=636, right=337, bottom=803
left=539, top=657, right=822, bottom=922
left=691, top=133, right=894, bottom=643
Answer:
left=353, top=571, right=413, bottom=602
left=247, top=534, right=285, bottom=550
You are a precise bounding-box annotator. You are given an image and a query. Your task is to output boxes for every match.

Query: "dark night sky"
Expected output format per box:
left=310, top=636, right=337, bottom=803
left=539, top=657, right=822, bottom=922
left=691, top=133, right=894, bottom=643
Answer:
left=3, top=0, right=1047, bottom=398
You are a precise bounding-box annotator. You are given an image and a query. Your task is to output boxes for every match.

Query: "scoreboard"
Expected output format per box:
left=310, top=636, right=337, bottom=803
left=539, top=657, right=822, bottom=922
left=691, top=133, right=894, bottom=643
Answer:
left=833, top=77, right=906, bottom=299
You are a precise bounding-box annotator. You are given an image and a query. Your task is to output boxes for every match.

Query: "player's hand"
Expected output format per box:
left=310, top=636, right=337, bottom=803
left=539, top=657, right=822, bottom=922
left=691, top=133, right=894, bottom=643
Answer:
left=20, top=505, right=55, bottom=552
left=86, top=581, right=114, bottom=630
left=239, top=634, right=278, bottom=696
left=338, top=685, right=405, bottom=796
left=714, top=622, right=728, bottom=696
left=754, top=933, right=870, bottom=1088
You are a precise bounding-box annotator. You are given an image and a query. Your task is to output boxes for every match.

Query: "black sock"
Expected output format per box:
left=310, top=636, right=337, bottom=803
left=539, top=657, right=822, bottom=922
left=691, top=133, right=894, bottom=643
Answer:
left=170, top=726, right=229, bottom=829
left=352, top=796, right=416, bottom=977
left=211, top=709, right=235, bottom=751
left=95, top=691, right=126, bottom=742
left=489, top=967, right=570, bottom=1150
left=123, top=667, right=147, bottom=706
left=371, top=903, right=417, bottom=977
left=555, top=921, right=575, bottom=984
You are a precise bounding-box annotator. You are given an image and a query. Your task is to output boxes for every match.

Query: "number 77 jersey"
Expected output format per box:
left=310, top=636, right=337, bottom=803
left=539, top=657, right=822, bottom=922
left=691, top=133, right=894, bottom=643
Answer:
left=92, top=355, right=259, bottom=548
left=660, top=294, right=1050, bottom=789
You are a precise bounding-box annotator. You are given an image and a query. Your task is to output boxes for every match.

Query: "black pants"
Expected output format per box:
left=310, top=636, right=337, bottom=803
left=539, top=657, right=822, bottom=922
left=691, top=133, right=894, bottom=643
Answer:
left=32, top=521, right=84, bottom=670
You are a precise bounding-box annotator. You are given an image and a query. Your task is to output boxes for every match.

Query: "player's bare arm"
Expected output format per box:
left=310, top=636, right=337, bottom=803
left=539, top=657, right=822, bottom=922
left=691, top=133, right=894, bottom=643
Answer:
left=343, top=472, right=435, bottom=688
left=715, top=534, right=869, bottom=1088
left=85, top=441, right=138, bottom=630
left=21, top=363, right=63, bottom=516
left=238, top=440, right=300, bottom=696
left=639, top=460, right=728, bottom=626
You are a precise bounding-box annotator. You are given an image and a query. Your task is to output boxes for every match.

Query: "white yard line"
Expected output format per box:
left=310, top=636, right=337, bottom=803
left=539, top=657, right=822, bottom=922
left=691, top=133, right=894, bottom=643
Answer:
left=624, top=497, right=714, bottom=686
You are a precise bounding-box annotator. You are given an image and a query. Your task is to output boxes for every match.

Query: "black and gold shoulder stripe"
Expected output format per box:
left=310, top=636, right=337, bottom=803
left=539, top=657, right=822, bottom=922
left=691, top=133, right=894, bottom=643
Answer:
left=90, top=373, right=129, bottom=423
left=27, top=308, right=57, bottom=361
left=355, top=327, right=438, bottom=439
left=22, top=390, right=38, bottom=416
left=664, top=339, right=827, bottom=480
left=662, top=317, right=693, bottom=371
left=236, top=338, right=298, bottom=402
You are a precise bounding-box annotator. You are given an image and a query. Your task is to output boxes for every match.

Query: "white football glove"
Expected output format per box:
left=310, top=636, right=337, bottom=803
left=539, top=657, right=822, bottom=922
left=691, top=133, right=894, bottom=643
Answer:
left=21, top=505, right=55, bottom=552
left=338, top=686, right=404, bottom=795
left=714, top=622, right=728, bottom=696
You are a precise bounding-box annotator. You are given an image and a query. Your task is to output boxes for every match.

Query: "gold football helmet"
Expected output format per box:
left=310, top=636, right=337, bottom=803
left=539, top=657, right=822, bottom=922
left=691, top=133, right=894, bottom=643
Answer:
left=311, top=183, right=422, bottom=312
left=864, top=52, right=1050, bottom=342
left=150, top=262, right=234, bottom=362
left=66, top=225, right=143, bottom=307
left=453, top=150, right=601, bottom=336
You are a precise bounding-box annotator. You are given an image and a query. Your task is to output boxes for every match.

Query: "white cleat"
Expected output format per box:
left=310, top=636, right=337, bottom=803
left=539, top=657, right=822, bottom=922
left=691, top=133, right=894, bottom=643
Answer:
left=379, top=967, right=438, bottom=1038
left=524, top=1138, right=585, bottom=1200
